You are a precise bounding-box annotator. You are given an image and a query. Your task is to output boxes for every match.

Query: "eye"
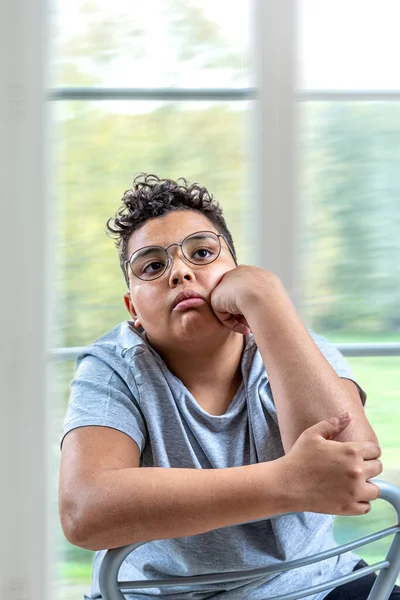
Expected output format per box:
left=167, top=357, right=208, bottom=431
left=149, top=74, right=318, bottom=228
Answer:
left=192, top=247, right=213, bottom=260
left=142, top=260, right=165, bottom=274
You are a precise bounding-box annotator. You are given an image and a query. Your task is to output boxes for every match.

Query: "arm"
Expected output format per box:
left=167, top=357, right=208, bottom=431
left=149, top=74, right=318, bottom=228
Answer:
left=242, top=272, right=379, bottom=452
left=59, top=421, right=381, bottom=552
left=59, top=426, right=288, bottom=551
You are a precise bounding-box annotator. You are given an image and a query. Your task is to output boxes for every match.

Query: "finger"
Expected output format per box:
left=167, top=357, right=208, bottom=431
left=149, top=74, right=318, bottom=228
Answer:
left=354, top=501, right=372, bottom=515
left=224, top=318, right=251, bottom=335
left=346, top=441, right=381, bottom=460
left=230, top=314, right=251, bottom=331
left=361, top=480, right=381, bottom=501
left=213, top=311, right=250, bottom=332
left=233, top=323, right=252, bottom=335
left=218, top=316, right=251, bottom=335
left=235, top=314, right=251, bottom=328
left=363, top=459, right=383, bottom=480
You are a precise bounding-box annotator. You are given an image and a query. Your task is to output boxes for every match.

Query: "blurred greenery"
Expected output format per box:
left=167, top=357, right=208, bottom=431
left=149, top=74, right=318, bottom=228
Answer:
left=52, top=98, right=400, bottom=348
left=299, top=102, right=400, bottom=335
left=53, top=100, right=251, bottom=348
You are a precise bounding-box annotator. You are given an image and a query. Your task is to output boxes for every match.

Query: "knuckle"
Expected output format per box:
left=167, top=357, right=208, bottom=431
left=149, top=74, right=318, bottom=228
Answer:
left=345, top=446, right=358, bottom=458
left=348, top=467, right=363, bottom=479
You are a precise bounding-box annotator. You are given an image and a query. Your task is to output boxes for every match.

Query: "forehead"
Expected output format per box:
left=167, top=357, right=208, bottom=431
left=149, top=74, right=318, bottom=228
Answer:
left=127, top=210, right=217, bottom=255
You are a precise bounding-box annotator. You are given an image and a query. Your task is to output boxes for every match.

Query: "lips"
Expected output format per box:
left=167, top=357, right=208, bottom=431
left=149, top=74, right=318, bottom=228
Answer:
left=172, top=290, right=206, bottom=310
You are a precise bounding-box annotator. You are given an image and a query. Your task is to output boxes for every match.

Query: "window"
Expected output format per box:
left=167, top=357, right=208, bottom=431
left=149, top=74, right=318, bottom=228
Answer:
left=298, top=0, right=400, bottom=572
left=51, top=2, right=253, bottom=598
left=51, top=1, right=400, bottom=597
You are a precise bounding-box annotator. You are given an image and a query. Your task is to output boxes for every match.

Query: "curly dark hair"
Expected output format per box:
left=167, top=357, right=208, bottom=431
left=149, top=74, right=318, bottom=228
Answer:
left=106, top=173, right=238, bottom=287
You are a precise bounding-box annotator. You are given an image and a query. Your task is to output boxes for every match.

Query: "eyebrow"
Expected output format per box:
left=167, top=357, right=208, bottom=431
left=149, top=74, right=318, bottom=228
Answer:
left=186, top=233, right=213, bottom=241
left=132, top=232, right=217, bottom=257
left=133, top=246, right=165, bottom=259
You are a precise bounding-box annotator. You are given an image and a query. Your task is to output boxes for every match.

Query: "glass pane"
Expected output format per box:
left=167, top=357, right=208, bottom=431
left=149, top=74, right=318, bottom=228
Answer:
left=51, top=360, right=95, bottom=600
left=50, top=0, right=251, bottom=88
left=299, top=102, right=400, bottom=340
left=333, top=357, right=400, bottom=579
left=52, top=100, right=252, bottom=348
left=334, top=499, right=397, bottom=576
left=347, top=357, right=400, bottom=471
left=298, top=0, right=400, bottom=90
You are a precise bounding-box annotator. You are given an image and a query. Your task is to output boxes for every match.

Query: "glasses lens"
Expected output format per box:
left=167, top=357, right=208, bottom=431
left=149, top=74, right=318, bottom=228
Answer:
left=131, top=247, right=168, bottom=280
left=182, top=232, right=221, bottom=264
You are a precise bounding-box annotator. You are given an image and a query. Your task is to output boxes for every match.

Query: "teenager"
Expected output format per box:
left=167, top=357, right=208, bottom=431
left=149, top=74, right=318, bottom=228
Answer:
left=59, top=174, right=396, bottom=600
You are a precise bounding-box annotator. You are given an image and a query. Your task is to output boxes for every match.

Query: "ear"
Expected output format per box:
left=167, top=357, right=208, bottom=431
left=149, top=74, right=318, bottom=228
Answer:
left=123, top=292, right=136, bottom=319
left=124, top=292, right=143, bottom=329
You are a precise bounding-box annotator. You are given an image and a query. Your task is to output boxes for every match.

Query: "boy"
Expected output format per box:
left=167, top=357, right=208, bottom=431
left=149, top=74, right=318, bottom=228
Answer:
left=59, top=173, right=395, bottom=600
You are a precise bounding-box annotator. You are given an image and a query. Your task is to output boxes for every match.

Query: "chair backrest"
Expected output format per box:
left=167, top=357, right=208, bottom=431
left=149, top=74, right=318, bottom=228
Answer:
left=98, top=478, right=400, bottom=600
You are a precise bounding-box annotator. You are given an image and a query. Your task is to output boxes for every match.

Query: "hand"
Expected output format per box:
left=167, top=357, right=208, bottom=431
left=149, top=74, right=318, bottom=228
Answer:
left=210, top=265, right=276, bottom=335
left=276, top=413, right=383, bottom=516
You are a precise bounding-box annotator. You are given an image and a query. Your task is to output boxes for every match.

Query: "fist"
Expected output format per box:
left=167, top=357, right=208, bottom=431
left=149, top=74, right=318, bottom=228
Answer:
left=210, top=265, right=271, bottom=335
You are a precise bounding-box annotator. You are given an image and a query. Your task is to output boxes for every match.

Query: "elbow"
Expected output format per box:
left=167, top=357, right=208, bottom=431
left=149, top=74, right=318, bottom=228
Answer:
left=59, top=498, right=98, bottom=551
left=335, top=420, right=380, bottom=446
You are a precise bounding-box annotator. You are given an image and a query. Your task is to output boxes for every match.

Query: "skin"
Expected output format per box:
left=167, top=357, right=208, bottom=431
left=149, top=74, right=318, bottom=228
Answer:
left=123, top=208, right=379, bottom=457
left=123, top=210, right=246, bottom=410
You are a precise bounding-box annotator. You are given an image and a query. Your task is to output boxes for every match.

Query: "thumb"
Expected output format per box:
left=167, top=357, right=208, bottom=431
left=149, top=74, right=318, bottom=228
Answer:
left=308, top=412, right=352, bottom=440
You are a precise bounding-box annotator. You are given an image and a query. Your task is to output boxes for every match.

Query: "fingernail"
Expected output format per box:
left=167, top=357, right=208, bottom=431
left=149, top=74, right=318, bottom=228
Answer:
left=339, top=412, right=349, bottom=419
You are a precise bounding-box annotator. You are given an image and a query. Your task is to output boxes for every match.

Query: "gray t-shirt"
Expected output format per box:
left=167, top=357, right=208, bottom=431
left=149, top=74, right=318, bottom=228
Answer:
left=61, top=321, right=367, bottom=600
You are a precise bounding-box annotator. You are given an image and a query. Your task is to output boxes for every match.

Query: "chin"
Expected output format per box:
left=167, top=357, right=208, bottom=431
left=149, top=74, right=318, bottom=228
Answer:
left=177, top=314, right=228, bottom=340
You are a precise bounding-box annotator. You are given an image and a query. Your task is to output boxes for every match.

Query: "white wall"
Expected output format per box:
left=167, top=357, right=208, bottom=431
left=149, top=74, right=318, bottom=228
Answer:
left=0, top=0, right=51, bottom=598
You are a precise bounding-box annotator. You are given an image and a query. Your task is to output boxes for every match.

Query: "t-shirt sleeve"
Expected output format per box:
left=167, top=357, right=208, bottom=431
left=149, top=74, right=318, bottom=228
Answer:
left=60, top=353, right=148, bottom=453
left=307, top=328, right=367, bottom=407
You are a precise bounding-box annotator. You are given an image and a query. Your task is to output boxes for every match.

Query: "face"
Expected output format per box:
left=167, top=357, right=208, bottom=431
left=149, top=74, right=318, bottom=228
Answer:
left=123, top=210, right=237, bottom=347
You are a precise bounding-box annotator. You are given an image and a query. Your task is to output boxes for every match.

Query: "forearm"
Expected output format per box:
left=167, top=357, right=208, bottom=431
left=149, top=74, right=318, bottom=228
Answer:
left=67, top=461, right=289, bottom=551
left=245, top=275, right=378, bottom=452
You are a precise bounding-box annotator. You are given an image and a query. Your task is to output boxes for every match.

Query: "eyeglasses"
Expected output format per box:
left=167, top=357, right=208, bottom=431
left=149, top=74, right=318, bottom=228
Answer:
left=125, top=230, right=237, bottom=282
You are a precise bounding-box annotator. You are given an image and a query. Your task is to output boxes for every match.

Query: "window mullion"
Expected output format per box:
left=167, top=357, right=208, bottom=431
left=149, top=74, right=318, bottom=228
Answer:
left=251, top=0, right=299, bottom=305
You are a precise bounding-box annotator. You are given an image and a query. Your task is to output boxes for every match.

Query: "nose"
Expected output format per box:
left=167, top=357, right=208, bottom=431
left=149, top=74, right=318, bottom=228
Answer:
left=166, top=245, right=196, bottom=286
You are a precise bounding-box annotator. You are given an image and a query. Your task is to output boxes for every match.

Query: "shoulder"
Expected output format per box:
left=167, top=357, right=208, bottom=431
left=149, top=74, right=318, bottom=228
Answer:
left=75, top=321, right=148, bottom=370
left=71, top=322, right=156, bottom=394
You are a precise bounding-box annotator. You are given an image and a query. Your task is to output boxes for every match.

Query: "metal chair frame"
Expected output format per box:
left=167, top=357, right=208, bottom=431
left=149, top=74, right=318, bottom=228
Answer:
left=98, top=479, right=400, bottom=600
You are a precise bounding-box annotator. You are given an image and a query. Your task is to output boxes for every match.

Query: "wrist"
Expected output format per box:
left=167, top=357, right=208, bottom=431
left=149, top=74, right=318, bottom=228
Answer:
left=275, top=455, right=309, bottom=514
left=238, top=270, right=283, bottom=314
left=240, top=274, right=294, bottom=334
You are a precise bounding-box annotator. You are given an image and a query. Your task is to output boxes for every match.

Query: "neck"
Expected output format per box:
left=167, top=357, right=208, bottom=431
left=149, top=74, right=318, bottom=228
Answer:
left=147, top=330, right=246, bottom=399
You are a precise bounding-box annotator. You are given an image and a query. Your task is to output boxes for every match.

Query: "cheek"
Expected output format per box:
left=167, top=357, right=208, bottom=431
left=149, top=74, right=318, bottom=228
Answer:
left=134, top=288, right=164, bottom=323
left=206, top=263, right=235, bottom=288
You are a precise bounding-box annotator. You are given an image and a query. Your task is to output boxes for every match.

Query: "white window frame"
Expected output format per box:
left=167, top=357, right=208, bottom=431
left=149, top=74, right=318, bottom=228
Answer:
left=2, top=2, right=399, bottom=600
left=1, top=0, right=52, bottom=599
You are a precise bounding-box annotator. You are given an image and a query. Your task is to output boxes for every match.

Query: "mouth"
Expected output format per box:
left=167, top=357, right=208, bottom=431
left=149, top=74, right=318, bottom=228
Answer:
left=172, top=291, right=206, bottom=311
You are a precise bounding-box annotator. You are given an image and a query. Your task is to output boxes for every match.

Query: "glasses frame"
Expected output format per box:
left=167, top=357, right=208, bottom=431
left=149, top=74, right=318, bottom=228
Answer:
left=124, top=230, right=237, bottom=283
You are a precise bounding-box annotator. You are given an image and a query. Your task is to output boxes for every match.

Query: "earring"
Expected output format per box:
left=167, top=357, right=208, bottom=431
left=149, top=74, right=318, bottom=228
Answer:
left=134, top=319, right=141, bottom=329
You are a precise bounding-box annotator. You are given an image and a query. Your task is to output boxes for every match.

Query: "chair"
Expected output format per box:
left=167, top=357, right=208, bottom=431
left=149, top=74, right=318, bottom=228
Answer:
left=98, top=478, right=400, bottom=600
